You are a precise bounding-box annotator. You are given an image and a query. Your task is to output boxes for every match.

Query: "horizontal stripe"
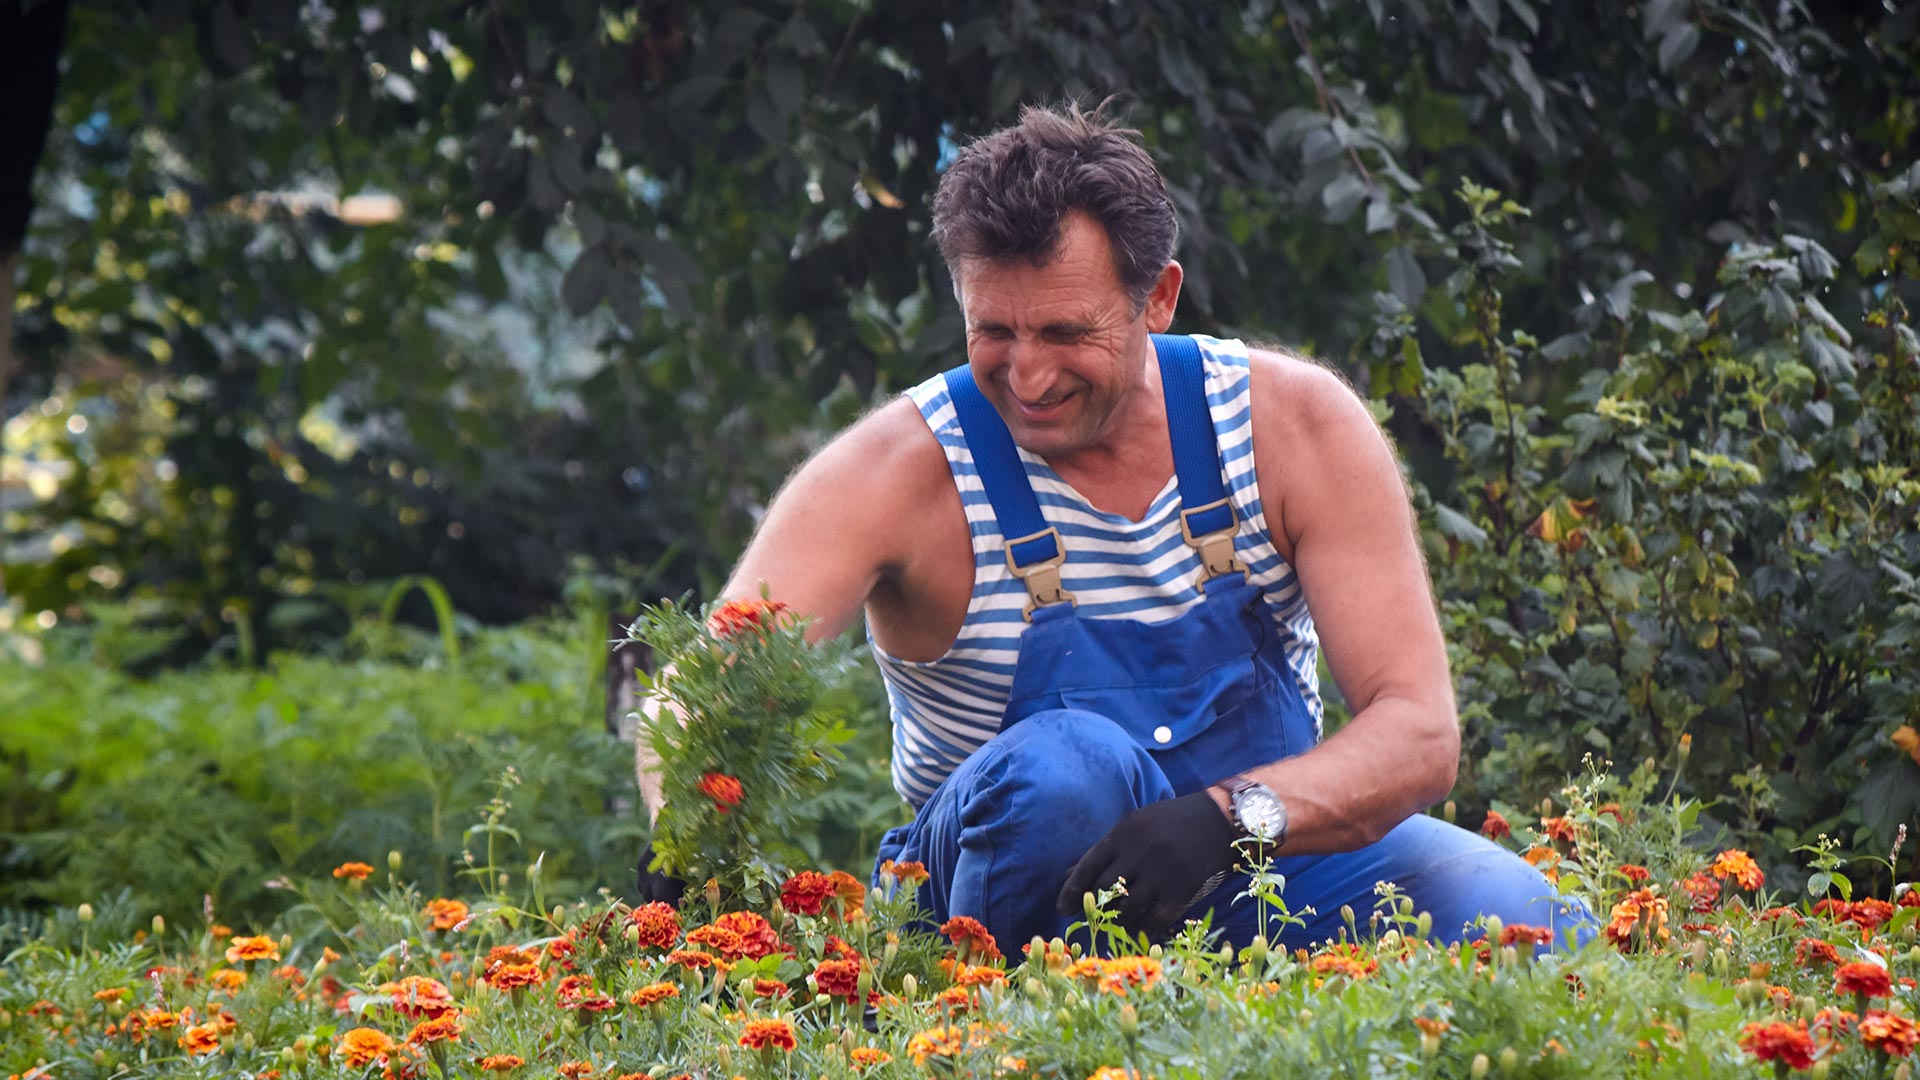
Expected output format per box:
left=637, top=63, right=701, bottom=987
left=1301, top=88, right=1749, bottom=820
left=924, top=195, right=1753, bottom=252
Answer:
left=875, top=335, right=1324, bottom=807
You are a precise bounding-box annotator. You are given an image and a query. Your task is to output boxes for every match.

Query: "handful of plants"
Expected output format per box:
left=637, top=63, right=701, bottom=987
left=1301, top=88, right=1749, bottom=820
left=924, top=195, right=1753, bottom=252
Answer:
left=626, top=595, right=858, bottom=906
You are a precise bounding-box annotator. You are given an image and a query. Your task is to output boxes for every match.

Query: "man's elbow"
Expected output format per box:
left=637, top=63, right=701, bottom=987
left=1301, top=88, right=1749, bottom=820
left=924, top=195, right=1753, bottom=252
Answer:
left=1413, top=706, right=1461, bottom=808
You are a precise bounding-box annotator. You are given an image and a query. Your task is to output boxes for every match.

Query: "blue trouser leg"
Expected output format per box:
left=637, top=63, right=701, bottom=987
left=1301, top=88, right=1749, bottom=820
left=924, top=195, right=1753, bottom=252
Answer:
left=873, top=707, right=1597, bottom=953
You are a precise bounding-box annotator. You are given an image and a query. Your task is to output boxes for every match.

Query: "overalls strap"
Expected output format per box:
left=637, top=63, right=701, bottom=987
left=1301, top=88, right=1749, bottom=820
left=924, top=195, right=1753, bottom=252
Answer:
left=943, top=366, right=1073, bottom=619
left=1152, top=334, right=1246, bottom=588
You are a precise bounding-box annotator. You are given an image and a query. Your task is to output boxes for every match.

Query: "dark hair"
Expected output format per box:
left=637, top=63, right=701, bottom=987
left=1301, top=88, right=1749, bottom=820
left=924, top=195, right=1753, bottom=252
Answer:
left=931, top=101, right=1178, bottom=312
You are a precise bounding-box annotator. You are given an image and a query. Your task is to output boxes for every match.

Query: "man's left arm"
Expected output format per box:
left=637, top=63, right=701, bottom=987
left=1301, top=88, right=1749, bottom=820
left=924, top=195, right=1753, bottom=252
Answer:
left=1204, top=350, right=1459, bottom=850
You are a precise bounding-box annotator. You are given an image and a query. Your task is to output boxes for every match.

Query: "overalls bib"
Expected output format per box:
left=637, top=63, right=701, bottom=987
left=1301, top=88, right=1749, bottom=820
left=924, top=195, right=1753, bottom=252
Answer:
left=872, top=335, right=1591, bottom=951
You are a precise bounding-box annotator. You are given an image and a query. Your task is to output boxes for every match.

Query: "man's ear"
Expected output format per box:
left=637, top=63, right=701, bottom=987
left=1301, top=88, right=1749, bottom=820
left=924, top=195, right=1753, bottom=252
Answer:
left=1142, top=261, right=1183, bottom=333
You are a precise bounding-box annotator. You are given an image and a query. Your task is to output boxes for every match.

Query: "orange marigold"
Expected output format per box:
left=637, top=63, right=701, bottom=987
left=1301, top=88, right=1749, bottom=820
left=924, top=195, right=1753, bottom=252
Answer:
left=556, top=1061, right=595, bottom=1078
left=380, top=975, right=456, bottom=1018
left=1412, top=1016, right=1450, bottom=1037
left=224, top=934, right=281, bottom=965
left=685, top=924, right=745, bottom=957
left=628, top=982, right=680, bottom=1008
left=177, top=1023, right=221, bottom=1055
left=1479, top=810, right=1511, bottom=840
left=850, top=1047, right=893, bottom=1068
left=814, top=959, right=861, bottom=999
left=1087, top=1069, right=1143, bottom=1080
left=423, top=898, right=470, bottom=932
left=751, top=978, right=790, bottom=999
left=883, top=859, right=931, bottom=887
left=1308, top=943, right=1379, bottom=980
left=209, top=968, right=248, bottom=992
left=93, top=987, right=128, bottom=1002
left=338, top=1027, right=398, bottom=1068
left=1849, top=898, right=1896, bottom=932
left=780, top=870, right=836, bottom=916
left=485, top=962, right=544, bottom=992
left=907, top=1025, right=969, bottom=1066
left=1710, top=849, right=1765, bottom=891
left=954, top=963, right=1008, bottom=988
left=1617, top=864, right=1651, bottom=883
left=1892, top=724, right=1920, bottom=766
left=1540, top=816, right=1579, bottom=846
left=941, top=915, right=1003, bottom=962
left=665, top=949, right=717, bottom=970
left=829, top=870, right=868, bottom=917
left=1860, top=1010, right=1920, bottom=1058
left=707, top=597, right=790, bottom=638
left=710, top=911, right=784, bottom=960
left=1098, top=955, right=1162, bottom=996
left=405, top=1013, right=464, bottom=1045
left=1738, top=1020, right=1815, bottom=1070
left=332, top=861, right=375, bottom=880
left=738, top=1017, right=797, bottom=1052
left=1681, top=872, right=1722, bottom=913
left=477, top=1054, right=525, bottom=1072
left=1794, top=938, right=1841, bottom=968
left=697, top=772, right=744, bottom=813
left=1835, top=961, right=1893, bottom=999
left=627, top=901, right=681, bottom=949
left=1521, top=845, right=1561, bottom=884
left=1499, top=924, right=1556, bottom=947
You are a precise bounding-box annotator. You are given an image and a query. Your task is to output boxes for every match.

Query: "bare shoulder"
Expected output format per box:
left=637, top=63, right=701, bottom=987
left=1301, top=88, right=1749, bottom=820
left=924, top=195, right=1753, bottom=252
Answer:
left=1241, top=345, right=1400, bottom=552
left=803, top=394, right=953, bottom=519
left=1243, top=345, right=1375, bottom=442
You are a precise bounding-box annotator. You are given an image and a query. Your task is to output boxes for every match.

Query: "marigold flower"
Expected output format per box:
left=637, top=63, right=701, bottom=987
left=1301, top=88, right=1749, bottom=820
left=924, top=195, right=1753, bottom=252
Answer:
left=934, top=986, right=975, bottom=1011
left=1098, top=956, right=1162, bottom=996
left=884, top=859, right=931, bottom=887
left=941, top=915, right=1003, bottom=962
left=556, top=1061, right=594, bottom=1078
left=711, top=910, right=786, bottom=959
left=177, top=1023, right=221, bottom=1055
left=850, top=1047, right=893, bottom=1068
left=1498, top=924, right=1555, bottom=947
left=780, top=870, right=836, bottom=916
left=814, top=958, right=861, bottom=999
left=1412, top=1016, right=1450, bottom=1036
left=695, top=771, right=745, bottom=814
left=423, top=898, right=470, bottom=932
left=1860, top=1010, right=1920, bottom=1058
left=1308, top=943, right=1379, bottom=980
left=379, top=975, right=455, bottom=1018
left=1835, top=961, right=1894, bottom=999
left=1892, top=724, right=1920, bottom=766
left=1794, top=938, right=1841, bottom=968
left=1709, top=849, right=1765, bottom=891
left=1810, top=1006, right=1857, bottom=1045
left=1520, top=845, right=1560, bottom=884
left=405, top=1013, right=464, bottom=1045
left=1738, top=1020, right=1815, bottom=1069
left=1540, top=816, right=1579, bottom=846
left=1087, top=1069, right=1144, bottom=1080
left=627, top=901, right=681, bottom=949
left=1603, top=888, right=1670, bottom=951
left=338, top=1027, right=398, bottom=1068
left=485, top=961, right=544, bottom=992
left=224, top=934, right=281, bottom=965
left=1849, top=898, right=1896, bottom=932
left=273, top=964, right=306, bottom=985
left=1681, top=872, right=1721, bottom=913
left=1479, top=810, right=1511, bottom=840
left=210, top=923, right=234, bottom=939
left=708, top=597, right=791, bottom=638
left=954, top=962, right=1008, bottom=988
left=333, top=861, right=375, bottom=880
left=478, top=1054, right=525, bottom=1072
left=628, top=981, right=680, bottom=1008
left=738, top=1017, right=797, bottom=1051
left=209, top=968, right=248, bottom=992
left=1617, top=864, right=1650, bottom=883
left=907, top=1024, right=970, bottom=1065
left=94, top=986, right=128, bottom=1002
left=666, top=949, right=717, bottom=970
left=829, top=870, right=869, bottom=917
left=751, top=977, right=791, bottom=999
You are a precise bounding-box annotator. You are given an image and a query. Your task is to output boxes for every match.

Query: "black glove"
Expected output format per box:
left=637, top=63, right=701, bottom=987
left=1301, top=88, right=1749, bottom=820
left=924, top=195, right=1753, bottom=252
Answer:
left=1056, top=791, right=1238, bottom=937
left=634, top=842, right=687, bottom=907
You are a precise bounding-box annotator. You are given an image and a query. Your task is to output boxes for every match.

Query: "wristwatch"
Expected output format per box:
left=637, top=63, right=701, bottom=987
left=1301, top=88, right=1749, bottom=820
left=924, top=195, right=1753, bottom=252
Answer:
left=1222, top=776, right=1289, bottom=848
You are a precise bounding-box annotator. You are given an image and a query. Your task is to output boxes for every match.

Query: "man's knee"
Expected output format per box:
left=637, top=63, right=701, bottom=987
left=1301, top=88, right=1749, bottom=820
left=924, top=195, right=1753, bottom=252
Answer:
left=1386, top=819, right=1595, bottom=946
left=960, top=708, right=1167, bottom=821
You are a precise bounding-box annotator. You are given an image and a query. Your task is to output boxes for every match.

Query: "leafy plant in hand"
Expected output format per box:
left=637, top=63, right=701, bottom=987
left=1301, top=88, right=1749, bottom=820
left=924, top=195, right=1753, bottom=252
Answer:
left=626, top=595, right=856, bottom=907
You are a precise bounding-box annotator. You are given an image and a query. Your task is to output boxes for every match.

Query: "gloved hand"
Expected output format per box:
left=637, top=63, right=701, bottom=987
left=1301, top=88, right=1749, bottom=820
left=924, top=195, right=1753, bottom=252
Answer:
left=634, top=842, right=687, bottom=907
left=1056, top=790, right=1238, bottom=937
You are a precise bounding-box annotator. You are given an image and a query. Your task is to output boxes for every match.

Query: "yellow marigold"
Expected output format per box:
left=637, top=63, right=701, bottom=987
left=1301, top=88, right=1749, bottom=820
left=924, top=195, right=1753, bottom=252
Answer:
left=628, top=981, right=680, bottom=1008
left=209, top=968, right=248, bottom=991
left=224, top=934, right=281, bottom=965
left=1098, top=956, right=1162, bottom=996
left=93, top=987, right=128, bottom=1002
left=850, top=1047, right=893, bottom=1068
left=738, top=1017, right=797, bottom=1051
left=477, top=1054, right=525, bottom=1072
left=557, top=1061, right=595, bottom=1078
left=405, top=1012, right=465, bottom=1045
left=1520, top=845, right=1561, bottom=884
left=907, top=1025, right=970, bottom=1066
left=1710, top=849, right=1765, bottom=891
left=338, top=1027, right=397, bottom=1068
left=177, top=1023, right=221, bottom=1055
left=332, top=861, right=375, bottom=880
left=423, top=897, right=470, bottom=932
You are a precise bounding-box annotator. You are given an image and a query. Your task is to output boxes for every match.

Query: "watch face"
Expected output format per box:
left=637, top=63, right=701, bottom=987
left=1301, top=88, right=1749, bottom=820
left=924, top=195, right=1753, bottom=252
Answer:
left=1237, top=790, right=1287, bottom=841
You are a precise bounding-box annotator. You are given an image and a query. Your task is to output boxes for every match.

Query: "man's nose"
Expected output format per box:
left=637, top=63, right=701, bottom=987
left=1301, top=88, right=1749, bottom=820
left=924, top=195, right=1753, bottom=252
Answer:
left=1005, top=342, right=1057, bottom=401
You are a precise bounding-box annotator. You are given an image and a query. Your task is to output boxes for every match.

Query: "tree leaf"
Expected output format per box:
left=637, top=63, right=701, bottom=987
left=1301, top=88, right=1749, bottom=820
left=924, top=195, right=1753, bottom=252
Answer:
left=1658, top=23, right=1700, bottom=73
left=1386, top=246, right=1426, bottom=307
left=1433, top=504, right=1488, bottom=547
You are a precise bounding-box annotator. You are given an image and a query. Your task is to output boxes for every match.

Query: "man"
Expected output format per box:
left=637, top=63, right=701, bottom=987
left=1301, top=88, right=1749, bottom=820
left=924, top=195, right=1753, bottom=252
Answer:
left=636, top=103, right=1587, bottom=950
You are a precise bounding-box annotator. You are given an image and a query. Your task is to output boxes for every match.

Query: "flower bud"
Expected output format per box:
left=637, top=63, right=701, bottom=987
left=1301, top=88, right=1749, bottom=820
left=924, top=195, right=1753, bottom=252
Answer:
left=1712, top=947, right=1730, bottom=975
left=1148, top=944, right=1162, bottom=960
left=648, top=1066, right=669, bottom=1079
left=1470, top=1053, right=1491, bottom=1078
left=93, top=1049, right=108, bottom=1066
left=388, top=849, right=404, bottom=873
left=1246, top=934, right=1268, bottom=966
left=1296, top=1009, right=1313, bottom=1024
left=279, top=1047, right=297, bottom=1066
left=715, top=1043, right=732, bottom=1070
left=1497, top=1047, right=1520, bottom=1074
left=1420, top=1033, right=1441, bottom=1058
left=1083, top=891, right=1099, bottom=925
left=77, top=903, right=95, bottom=923
left=1443, top=800, right=1457, bottom=823
left=1677, top=733, right=1692, bottom=763
left=1415, top=912, right=1433, bottom=940
left=1029, top=936, right=1047, bottom=964
left=1481, top=915, right=1504, bottom=944
left=1499, top=945, right=1519, bottom=968
left=901, top=974, right=917, bottom=1000
left=1340, top=905, right=1358, bottom=934
left=151, top=915, right=166, bottom=937
left=856, top=967, right=873, bottom=1001
left=1023, top=976, right=1047, bottom=1003
left=1890, top=1062, right=1909, bottom=1080
left=1810, top=1059, right=1831, bottom=1080
left=1688, top=939, right=1708, bottom=969
left=1118, top=1003, right=1139, bottom=1037
left=883, top=938, right=898, bottom=968
left=551, top=905, right=567, bottom=927
left=814, top=992, right=832, bottom=1007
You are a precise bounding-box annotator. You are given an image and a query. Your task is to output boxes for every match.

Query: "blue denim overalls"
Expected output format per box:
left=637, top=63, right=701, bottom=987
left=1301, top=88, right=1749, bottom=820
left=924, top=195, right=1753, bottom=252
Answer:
left=873, top=335, right=1591, bottom=951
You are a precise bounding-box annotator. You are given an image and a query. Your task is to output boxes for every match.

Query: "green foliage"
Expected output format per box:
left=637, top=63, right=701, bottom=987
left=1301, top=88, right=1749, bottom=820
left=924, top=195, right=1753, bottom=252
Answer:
left=1378, top=170, right=1920, bottom=880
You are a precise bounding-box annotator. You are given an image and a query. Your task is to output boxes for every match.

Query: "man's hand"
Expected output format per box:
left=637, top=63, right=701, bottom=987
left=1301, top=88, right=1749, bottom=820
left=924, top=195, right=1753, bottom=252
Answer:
left=1055, top=791, right=1238, bottom=936
left=634, top=842, right=687, bottom=907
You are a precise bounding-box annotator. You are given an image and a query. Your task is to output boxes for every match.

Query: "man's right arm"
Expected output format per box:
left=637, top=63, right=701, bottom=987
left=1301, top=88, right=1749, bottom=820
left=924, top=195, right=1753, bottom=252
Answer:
left=634, top=395, right=953, bottom=822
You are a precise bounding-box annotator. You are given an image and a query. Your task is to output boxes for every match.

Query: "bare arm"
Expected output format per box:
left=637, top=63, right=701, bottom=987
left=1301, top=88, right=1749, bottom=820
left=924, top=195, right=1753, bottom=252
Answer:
left=634, top=397, right=949, bottom=821
left=1207, top=351, right=1459, bottom=851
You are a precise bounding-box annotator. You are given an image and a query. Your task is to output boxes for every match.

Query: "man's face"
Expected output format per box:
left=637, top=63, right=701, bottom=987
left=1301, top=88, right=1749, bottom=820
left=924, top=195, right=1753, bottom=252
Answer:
left=956, top=212, right=1176, bottom=459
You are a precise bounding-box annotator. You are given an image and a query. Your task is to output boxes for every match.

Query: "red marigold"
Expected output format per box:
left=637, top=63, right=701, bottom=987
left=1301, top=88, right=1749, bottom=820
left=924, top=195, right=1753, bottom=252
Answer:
left=751, top=978, right=791, bottom=999
left=1794, top=938, right=1841, bottom=968
left=1860, top=1010, right=1920, bottom=1058
left=1758, top=906, right=1807, bottom=926
left=1810, top=1007, right=1856, bottom=1045
left=628, top=982, right=680, bottom=1008
left=627, top=901, right=681, bottom=949
left=1710, top=849, right=1765, bottom=891
left=1899, top=887, right=1920, bottom=909
left=707, top=597, right=790, bottom=638
left=423, top=898, right=470, bottom=932
left=1617, top=864, right=1651, bottom=883
left=1479, top=810, right=1511, bottom=840
left=738, top=1017, right=798, bottom=1052
left=685, top=924, right=744, bottom=956
left=1835, top=961, right=1894, bottom=999
left=332, top=861, right=375, bottom=880
left=940, top=916, right=1002, bottom=962
left=710, top=911, right=785, bottom=960
left=1681, top=872, right=1722, bottom=913
left=696, top=772, right=744, bottom=814
left=1849, top=898, right=1896, bottom=932
left=484, top=962, right=544, bottom=992
left=1540, top=816, right=1579, bottom=846
left=814, top=958, right=861, bottom=999
left=665, top=949, right=717, bottom=970
left=1738, top=1021, right=1815, bottom=1070
left=780, top=871, right=836, bottom=916
left=1499, top=924, right=1556, bottom=948
left=404, top=1013, right=464, bottom=1046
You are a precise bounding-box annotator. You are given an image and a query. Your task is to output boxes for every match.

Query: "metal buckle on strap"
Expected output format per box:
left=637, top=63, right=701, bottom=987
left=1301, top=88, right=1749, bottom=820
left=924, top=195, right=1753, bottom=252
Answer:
left=1179, top=498, right=1246, bottom=591
left=1004, top=527, right=1075, bottom=622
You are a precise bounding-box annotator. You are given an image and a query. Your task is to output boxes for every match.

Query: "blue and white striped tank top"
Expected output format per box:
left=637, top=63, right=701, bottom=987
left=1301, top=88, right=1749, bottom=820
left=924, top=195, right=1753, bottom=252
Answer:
left=870, top=334, right=1324, bottom=808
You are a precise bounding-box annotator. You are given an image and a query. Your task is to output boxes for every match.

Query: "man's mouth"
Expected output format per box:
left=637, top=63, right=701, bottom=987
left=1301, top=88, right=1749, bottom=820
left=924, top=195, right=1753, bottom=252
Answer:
left=1011, top=390, right=1075, bottom=419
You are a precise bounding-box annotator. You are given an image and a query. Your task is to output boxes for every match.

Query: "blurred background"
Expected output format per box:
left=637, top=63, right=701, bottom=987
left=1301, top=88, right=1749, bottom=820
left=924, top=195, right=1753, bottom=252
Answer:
left=3, top=0, right=1916, bottom=931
